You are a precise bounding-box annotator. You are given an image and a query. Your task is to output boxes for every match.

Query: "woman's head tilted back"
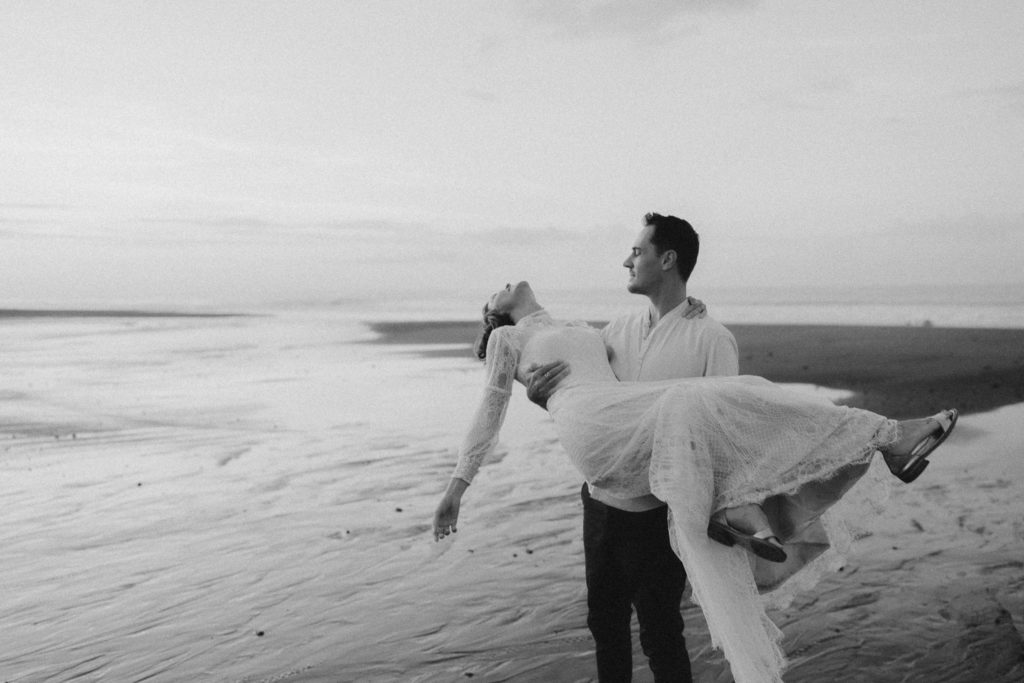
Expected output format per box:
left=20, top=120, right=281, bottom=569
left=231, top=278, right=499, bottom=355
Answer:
left=473, top=281, right=536, bottom=360
left=474, top=303, right=513, bottom=360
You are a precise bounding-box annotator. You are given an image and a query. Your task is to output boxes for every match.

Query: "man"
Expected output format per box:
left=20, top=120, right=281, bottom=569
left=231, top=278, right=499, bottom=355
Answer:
left=527, top=212, right=738, bottom=682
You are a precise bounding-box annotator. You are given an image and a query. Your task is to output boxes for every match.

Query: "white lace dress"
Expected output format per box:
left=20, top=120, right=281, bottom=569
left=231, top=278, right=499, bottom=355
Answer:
left=452, top=311, right=899, bottom=683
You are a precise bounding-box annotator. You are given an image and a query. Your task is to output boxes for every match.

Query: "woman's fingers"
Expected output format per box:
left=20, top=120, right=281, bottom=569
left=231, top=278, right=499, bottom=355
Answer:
left=433, top=503, right=459, bottom=541
left=683, top=296, right=707, bottom=319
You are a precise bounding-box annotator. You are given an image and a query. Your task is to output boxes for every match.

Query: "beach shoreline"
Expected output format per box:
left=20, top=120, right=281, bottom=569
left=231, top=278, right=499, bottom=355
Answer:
left=366, top=320, right=1024, bottom=418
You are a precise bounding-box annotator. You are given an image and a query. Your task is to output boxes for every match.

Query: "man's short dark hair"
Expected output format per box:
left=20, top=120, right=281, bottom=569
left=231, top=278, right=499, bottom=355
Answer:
left=644, top=212, right=699, bottom=282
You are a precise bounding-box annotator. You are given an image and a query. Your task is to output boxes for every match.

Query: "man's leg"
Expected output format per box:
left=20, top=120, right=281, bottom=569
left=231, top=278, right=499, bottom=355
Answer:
left=628, top=506, right=692, bottom=683
left=582, top=484, right=635, bottom=682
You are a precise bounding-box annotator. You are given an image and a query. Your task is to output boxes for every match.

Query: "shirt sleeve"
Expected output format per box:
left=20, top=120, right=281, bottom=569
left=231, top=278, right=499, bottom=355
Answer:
left=599, top=316, right=626, bottom=372
left=704, top=329, right=740, bottom=377
left=451, top=325, right=521, bottom=484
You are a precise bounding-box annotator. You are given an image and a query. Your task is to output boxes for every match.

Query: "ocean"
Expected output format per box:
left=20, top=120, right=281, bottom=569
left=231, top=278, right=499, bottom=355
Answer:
left=338, top=282, right=1024, bottom=329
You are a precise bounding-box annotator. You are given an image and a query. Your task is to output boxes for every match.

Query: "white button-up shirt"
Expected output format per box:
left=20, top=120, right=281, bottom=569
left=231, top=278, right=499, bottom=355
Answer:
left=590, top=301, right=739, bottom=511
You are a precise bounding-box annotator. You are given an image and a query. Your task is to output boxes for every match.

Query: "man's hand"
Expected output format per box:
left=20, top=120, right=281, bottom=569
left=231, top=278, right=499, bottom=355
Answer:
left=682, top=296, right=707, bottom=319
left=525, top=361, right=570, bottom=410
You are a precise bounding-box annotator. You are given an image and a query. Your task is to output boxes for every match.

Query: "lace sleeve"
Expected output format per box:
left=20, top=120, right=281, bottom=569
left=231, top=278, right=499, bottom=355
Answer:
left=451, top=326, right=521, bottom=484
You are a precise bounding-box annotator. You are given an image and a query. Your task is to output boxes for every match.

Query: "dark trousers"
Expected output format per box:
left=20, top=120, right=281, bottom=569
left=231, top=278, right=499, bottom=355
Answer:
left=582, top=484, right=692, bottom=683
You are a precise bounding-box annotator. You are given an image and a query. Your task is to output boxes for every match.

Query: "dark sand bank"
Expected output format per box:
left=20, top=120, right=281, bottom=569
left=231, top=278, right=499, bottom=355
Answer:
left=367, top=321, right=1024, bottom=418
left=0, top=308, right=245, bottom=319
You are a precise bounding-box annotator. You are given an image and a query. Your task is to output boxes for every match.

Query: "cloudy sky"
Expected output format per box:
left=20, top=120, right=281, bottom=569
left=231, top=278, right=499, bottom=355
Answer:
left=1, top=1, right=1022, bottom=307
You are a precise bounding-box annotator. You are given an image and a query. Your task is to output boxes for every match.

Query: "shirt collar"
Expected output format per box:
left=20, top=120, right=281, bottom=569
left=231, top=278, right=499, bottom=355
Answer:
left=644, top=300, right=688, bottom=335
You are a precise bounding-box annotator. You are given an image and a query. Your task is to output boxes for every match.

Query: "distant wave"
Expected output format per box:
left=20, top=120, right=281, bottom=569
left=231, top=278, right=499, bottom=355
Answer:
left=0, top=309, right=245, bottom=319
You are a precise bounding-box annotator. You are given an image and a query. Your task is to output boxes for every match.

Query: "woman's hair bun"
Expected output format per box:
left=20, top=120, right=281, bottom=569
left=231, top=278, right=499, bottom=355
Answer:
left=474, top=305, right=514, bottom=360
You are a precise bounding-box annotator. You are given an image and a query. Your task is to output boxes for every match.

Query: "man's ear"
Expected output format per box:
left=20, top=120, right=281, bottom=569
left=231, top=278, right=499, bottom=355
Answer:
left=660, top=250, right=677, bottom=272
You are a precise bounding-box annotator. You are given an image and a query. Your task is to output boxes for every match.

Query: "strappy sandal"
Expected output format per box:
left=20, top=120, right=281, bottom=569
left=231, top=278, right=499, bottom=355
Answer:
left=891, top=408, right=959, bottom=483
left=707, top=513, right=787, bottom=563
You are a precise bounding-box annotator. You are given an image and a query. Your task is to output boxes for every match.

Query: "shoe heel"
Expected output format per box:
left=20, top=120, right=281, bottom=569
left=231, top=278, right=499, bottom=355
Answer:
left=899, top=458, right=929, bottom=483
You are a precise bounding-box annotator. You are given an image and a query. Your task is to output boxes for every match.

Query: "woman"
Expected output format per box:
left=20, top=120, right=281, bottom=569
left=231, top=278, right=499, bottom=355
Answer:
left=432, top=281, right=957, bottom=683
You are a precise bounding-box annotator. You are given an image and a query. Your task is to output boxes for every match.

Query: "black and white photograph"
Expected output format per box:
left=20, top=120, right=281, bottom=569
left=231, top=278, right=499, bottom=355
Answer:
left=2, top=2, right=1022, bottom=681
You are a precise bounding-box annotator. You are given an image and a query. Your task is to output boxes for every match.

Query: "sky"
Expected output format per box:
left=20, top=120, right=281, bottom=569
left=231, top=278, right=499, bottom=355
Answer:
left=1, top=1, right=1023, bottom=308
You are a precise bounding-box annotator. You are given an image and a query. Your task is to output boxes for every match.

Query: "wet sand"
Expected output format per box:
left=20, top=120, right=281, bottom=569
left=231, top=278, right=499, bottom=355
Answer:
left=2, top=313, right=1021, bottom=682
left=368, top=320, right=1024, bottom=417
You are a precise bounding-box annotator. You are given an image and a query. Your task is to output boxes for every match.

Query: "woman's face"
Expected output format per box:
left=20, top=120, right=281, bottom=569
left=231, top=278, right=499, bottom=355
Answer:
left=488, top=280, right=530, bottom=314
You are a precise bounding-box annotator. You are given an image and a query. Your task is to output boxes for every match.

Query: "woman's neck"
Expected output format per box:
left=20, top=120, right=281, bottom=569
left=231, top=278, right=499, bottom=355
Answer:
left=509, top=301, right=544, bottom=323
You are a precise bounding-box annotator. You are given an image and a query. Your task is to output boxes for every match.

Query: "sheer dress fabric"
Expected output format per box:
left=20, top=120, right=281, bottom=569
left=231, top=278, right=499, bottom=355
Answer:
left=452, top=311, right=898, bottom=683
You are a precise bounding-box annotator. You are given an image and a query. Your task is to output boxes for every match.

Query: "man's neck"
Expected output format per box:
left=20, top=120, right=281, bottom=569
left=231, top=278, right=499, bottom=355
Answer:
left=647, top=283, right=687, bottom=325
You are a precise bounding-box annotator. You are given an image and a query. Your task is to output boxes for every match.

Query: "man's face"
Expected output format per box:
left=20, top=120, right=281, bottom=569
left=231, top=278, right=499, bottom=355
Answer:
left=622, top=226, right=662, bottom=295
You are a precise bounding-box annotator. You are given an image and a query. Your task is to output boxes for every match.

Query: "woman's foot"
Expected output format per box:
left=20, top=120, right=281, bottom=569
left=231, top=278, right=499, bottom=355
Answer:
left=882, top=409, right=959, bottom=483
left=707, top=504, right=787, bottom=563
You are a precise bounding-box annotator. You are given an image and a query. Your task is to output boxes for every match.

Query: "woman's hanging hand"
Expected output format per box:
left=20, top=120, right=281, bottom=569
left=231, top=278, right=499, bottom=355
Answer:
left=433, top=478, right=468, bottom=541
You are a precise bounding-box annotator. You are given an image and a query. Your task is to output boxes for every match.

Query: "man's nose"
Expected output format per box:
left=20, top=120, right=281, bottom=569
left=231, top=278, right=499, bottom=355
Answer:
left=622, top=256, right=632, bottom=268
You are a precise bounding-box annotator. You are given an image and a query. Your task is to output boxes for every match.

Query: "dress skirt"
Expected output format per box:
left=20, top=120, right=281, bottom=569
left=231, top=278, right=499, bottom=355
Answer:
left=547, top=374, right=899, bottom=682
